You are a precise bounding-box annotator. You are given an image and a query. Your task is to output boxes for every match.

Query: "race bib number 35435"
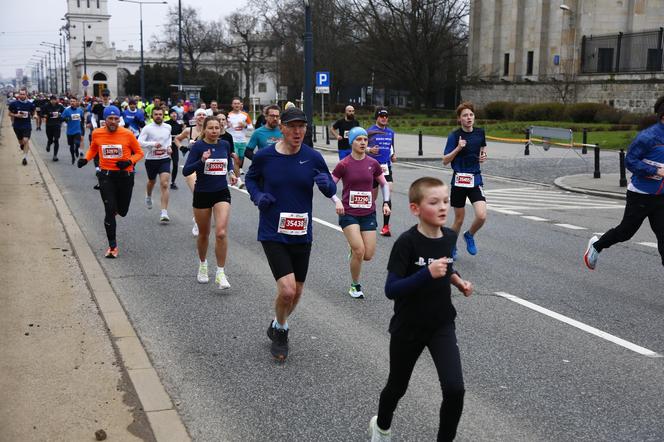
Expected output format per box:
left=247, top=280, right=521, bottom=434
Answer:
left=277, top=212, right=308, bottom=235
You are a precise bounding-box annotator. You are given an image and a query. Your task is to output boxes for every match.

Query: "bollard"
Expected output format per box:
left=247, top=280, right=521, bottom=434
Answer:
left=582, top=128, right=588, bottom=155
left=313, top=124, right=317, bottom=143
left=619, top=149, right=627, bottom=187
left=325, top=126, right=330, bottom=145
left=593, top=144, right=601, bottom=178
left=418, top=130, right=423, bottom=156
left=524, top=129, right=530, bottom=156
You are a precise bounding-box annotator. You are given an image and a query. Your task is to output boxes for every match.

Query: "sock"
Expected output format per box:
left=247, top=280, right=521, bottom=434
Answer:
left=272, top=319, right=288, bottom=330
left=24, top=153, right=28, bottom=160
left=161, top=209, right=168, bottom=216
left=383, top=201, right=392, bottom=226
left=200, top=259, right=207, bottom=265
left=352, top=281, right=359, bottom=287
left=216, top=266, right=224, bottom=274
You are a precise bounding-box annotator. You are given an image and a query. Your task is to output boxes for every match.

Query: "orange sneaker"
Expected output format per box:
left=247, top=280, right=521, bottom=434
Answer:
left=104, top=247, right=119, bottom=258
left=380, top=225, right=391, bottom=237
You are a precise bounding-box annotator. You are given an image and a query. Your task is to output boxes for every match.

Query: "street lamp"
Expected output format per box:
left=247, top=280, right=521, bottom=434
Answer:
left=36, top=49, right=53, bottom=93
left=118, top=0, right=168, bottom=100
left=42, top=42, right=62, bottom=94
left=303, top=0, right=313, bottom=146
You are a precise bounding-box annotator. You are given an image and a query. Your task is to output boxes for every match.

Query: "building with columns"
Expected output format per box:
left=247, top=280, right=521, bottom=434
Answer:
left=64, top=0, right=278, bottom=103
left=462, top=0, right=664, bottom=112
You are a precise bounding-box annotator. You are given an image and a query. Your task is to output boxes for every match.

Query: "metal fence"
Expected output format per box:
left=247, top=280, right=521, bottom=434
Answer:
left=580, top=28, right=664, bottom=74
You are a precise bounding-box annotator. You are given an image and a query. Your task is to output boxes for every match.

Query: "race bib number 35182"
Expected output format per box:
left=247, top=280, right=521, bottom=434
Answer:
left=277, top=212, right=308, bottom=235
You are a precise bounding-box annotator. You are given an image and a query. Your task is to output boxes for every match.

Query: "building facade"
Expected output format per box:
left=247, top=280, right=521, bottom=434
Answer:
left=462, top=0, right=664, bottom=112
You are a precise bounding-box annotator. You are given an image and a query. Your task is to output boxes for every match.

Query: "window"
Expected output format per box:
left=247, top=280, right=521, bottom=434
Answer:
left=258, top=82, right=267, bottom=93
left=503, top=53, right=510, bottom=76
left=260, top=68, right=265, bottom=74
left=646, top=48, right=663, bottom=71
left=93, top=72, right=107, bottom=81
left=526, top=51, right=534, bottom=76
left=597, top=48, right=614, bottom=73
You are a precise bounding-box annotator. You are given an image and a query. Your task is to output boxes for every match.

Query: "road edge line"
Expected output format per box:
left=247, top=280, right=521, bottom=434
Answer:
left=29, top=144, right=191, bottom=442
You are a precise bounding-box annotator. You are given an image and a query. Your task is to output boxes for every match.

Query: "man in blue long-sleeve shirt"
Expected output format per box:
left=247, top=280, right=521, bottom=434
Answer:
left=584, top=96, right=664, bottom=269
left=245, top=107, right=336, bottom=362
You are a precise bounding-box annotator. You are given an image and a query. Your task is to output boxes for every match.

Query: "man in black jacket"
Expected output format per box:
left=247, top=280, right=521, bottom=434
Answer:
left=41, top=95, right=65, bottom=161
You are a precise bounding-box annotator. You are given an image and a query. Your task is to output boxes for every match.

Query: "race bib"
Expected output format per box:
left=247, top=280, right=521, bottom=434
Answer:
left=101, top=144, right=123, bottom=159
left=204, top=158, right=227, bottom=175
left=343, top=130, right=349, bottom=139
left=277, top=212, right=308, bottom=235
left=454, top=172, right=475, bottom=188
left=71, top=114, right=81, bottom=121
left=18, top=111, right=29, bottom=118
left=153, top=148, right=168, bottom=157
left=380, top=163, right=390, bottom=176
left=51, top=112, right=59, bottom=118
left=349, top=190, right=372, bottom=208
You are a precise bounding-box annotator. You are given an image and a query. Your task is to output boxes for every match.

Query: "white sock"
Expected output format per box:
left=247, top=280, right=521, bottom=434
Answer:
left=199, top=259, right=207, bottom=265
left=161, top=209, right=168, bottom=216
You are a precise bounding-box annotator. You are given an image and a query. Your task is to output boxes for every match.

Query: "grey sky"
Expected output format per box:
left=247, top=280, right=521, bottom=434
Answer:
left=0, top=0, right=249, bottom=80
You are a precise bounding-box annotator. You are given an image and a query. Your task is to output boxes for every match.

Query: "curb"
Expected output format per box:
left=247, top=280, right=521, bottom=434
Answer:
left=553, top=176, right=626, bottom=201
left=29, top=143, right=191, bottom=442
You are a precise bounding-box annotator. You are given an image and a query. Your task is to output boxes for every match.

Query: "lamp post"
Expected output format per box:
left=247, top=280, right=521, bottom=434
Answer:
left=58, top=31, right=68, bottom=94
left=118, top=0, right=168, bottom=100
left=41, top=42, right=62, bottom=94
left=303, top=0, right=313, bottom=146
left=66, top=19, right=102, bottom=97
left=178, top=0, right=183, bottom=98
left=36, top=49, right=52, bottom=93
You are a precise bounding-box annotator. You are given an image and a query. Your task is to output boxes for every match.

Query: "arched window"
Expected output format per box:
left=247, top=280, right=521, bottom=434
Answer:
left=93, top=72, right=107, bottom=81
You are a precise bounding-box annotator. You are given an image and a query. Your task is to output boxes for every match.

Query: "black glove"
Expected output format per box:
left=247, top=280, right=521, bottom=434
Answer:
left=116, top=160, right=132, bottom=170
left=77, top=158, right=88, bottom=168
left=179, top=146, right=190, bottom=156
left=256, top=192, right=276, bottom=210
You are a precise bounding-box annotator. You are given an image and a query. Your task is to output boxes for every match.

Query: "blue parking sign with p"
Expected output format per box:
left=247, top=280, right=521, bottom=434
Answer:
left=316, top=72, right=330, bottom=87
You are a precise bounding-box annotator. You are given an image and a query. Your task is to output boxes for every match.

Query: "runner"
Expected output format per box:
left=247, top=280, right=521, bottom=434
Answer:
left=245, top=104, right=283, bottom=160
left=369, top=177, right=472, bottom=442
left=245, top=107, right=337, bottom=362
left=33, top=94, right=46, bottom=131
left=42, top=95, right=65, bottom=161
left=144, top=96, right=161, bottom=123
left=7, top=88, right=35, bottom=166
left=165, top=109, right=184, bottom=189
left=584, top=96, right=664, bottom=269
left=138, top=108, right=173, bottom=224
left=62, top=97, right=85, bottom=164
left=331, top=126, right=390, bottom=299
left=368, top=107, right=397, bottom=236
left=122, top=99, right=145, bottom=137
left=91, top=90, right=125, bottom=189
left=227, top=97, right=253, bottom=174
left=442, top=101, right=488, bottom=259
left=330, top=105, right=360, bottom=160
left=206, top=100, right=219, bottom=117
left=77, top=105, right=144, bottom=257
left=216, top=112, right=242, bottom=185
left=174, top=108, right=208, bottom=236
left=182, top=116, right=237, bottom=289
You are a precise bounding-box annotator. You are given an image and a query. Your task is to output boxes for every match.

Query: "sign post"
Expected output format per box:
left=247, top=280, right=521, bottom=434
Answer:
left=315, top=71, right=330, bottom=143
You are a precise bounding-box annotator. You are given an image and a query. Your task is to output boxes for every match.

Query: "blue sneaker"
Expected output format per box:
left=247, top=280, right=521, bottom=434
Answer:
left=584, top=235, right=600, bottom=270
left=463, top=231, right=477, bottom=255
left=451, top=246, right=458, bottom=261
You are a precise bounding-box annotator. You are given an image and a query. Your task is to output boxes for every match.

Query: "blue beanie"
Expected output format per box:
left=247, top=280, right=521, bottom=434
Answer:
left=348, top=126, right=368, bottom=146
left=103, top=105, right=121, bottom=119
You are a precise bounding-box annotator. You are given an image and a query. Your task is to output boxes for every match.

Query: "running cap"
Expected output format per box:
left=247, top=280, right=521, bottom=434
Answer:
left=101, top=89, right=111, bottom=96
left=280, top=107, right=307, bottom=124
left=103, top=105, right=122, bottom=119
left=194, top=108, right=207, bottom=117
left=348, top=126, right=368, bottom=146
left=375, top=107, right=389, bottom=119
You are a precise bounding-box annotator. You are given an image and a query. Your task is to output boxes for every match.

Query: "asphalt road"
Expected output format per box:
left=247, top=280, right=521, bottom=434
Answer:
left=27, top=128, right=664, bottom=442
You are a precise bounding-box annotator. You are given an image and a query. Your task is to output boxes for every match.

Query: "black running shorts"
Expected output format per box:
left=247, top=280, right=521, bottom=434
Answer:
left=450, top=185, right=486, bottom=208
left=261, top=241, right=312, bottom=282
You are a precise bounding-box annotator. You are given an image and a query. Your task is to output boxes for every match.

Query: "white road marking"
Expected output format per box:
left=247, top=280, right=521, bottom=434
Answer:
left=495, top=292, right=662, bottom=358
left=521, top=216, right=548, bottom=221
left=490, top=208, right=523, bottom=215
left=638, top=242, right=658, bottom=248
left=554, top=223, right=587, bottom=230
left=593, top=232, right=605, bottom=236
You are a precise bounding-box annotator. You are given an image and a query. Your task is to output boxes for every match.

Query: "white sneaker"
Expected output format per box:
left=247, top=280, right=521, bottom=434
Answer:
left=215, top=268, right=231, bottom=290
left=160, top=210, right=170, bottom=224
left=236, top=177, right=246, bottom=189
left=145, top=195, right=153, bottom=209
left=197, top=261, right=209, bottom=283
left=192, top=217, right=199, bottom=236
left=368, top=416, right=391, bottom=442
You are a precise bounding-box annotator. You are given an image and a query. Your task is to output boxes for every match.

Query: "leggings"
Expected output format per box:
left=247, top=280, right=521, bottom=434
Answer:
left=595, top=190, right=664, bottom=266
left=46, top=125, right=62, bottom=156
left=67, top=134, right=82, bottom=162
left=171, top=143, right=179, bottom=183
left=98, top=173, right=135, bottom=248
left=377, top=323, right=465, bottom=441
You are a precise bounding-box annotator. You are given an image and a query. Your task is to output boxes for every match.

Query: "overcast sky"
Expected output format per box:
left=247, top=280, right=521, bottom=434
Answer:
left=0, top=0, right=249, bottom=80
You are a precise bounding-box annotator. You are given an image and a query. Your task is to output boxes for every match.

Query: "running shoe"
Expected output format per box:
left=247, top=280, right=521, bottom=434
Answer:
left=145, top=195, right=153, bottom=209
left=104, top=247, right=119, bottom=259
left=46, top=145, right=50, bottom=153
left=584, top=235, right=600, bottom=270
left=160, top=211, right=170, bottom=224
left=53, top=156, right=58, bottom=162
left=349, top=283, right=365, bottom=299
left=215, top=269, right=231, bottom=290
left=170, top=183, right=178, bottom=190
left=267, top=323, right=289, bottom=361
left=36, top=127, right=41, bottom=131
left=192, top=218, right=199, bottom=236
left=21, top=158, right=27, bottom=166
left=368, top=416, right=392, bottom=442
left=93, top=184, right=100, bottom=190
left=463, top=231, right=477, bottom=255
left=197, top=261, right=209, bottom=283
left=380, top=225, right=391, bottom=237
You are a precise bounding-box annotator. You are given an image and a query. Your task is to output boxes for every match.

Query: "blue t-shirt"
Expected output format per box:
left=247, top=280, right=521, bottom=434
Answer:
left=62, top=107, right=84, bottom=135
left=183, top=139, right=234, bottom=193
left=247, top=126, right=283, bottom=151
left=9, top=100, right=36, bottom=129
left=245, top=144, right=336, bottom=244
left=444, top=127, right=487, bottom=187
left=122, top=109, right=145, bottom=136
left=367, top=124, right=395, bottom=165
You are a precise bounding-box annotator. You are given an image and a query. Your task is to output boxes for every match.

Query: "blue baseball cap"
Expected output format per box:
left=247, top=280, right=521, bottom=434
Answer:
left=103, top=105, right=122, bottom=119
left=348, top=126, right=368, bottom=146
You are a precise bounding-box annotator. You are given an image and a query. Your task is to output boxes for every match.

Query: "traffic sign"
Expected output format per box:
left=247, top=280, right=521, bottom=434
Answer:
left=82, top=79, right=89, bottom=87
left=315, top=71, right=330, bottom=94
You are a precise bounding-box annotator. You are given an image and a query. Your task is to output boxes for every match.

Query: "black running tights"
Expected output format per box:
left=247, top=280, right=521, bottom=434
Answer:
left=67, top=134, right=81, bottom=162
left=171, top=143, right=179, bottom=183
left=46, top=126, right=61, bottom=156
left=377, top=323, right=465, bottom=442
left=98, top=173, right=134, bottom=248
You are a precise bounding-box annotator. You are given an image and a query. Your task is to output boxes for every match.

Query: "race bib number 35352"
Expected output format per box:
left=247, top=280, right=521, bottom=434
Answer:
left=277, top=212, right=308, bottom=235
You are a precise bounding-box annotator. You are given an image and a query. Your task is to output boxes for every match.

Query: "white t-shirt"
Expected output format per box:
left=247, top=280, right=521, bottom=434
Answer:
left=227, top=111, right=253, bottom=144
left=138, top=122, right=173, bottom=160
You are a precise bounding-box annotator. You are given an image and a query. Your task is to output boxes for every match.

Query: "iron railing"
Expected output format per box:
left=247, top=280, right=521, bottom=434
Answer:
left=581, top=28, right=663, bottom=74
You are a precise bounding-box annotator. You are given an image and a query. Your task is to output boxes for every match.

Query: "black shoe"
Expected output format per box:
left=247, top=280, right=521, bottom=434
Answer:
left=267, top=323, right=289, bottom=361
left=53, top=157, right=58, bottom=162
left=93, top=184, right=100, bottom=190
left=21, top=158, right=27, bottom=166
left=71, top=158, right=76, bottom=165
left=36, top=127, right=41, bottom=131
left=46, top=146, right=50, bottom=153
left=170, top=183, right=178, bottom=189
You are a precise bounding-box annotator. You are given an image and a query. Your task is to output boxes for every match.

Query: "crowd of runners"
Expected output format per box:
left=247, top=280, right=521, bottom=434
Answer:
left=7, top=85, right=664, bottom=441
